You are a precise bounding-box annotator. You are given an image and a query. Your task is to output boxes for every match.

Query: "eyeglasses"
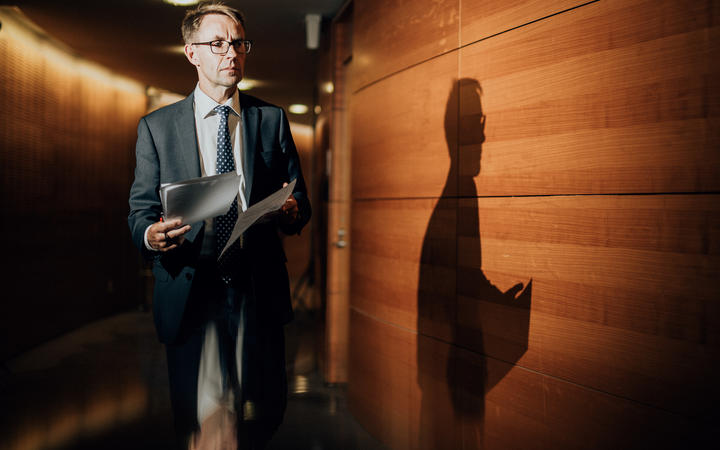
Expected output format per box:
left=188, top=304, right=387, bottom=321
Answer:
left=192, top=39, right=252, bottom=55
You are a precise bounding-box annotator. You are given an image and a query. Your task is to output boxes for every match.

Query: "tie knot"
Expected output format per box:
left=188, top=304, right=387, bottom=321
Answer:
left=214, top=105, right=231, bottom=119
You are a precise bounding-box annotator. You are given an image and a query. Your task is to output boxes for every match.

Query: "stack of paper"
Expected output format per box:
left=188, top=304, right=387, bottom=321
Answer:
left=160, top=172, right=241, bottom=225
left=159, top=173, right=298, bottom=260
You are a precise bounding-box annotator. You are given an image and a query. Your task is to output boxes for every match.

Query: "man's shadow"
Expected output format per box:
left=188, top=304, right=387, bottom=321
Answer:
left=416, top=78, right=532, bottom=448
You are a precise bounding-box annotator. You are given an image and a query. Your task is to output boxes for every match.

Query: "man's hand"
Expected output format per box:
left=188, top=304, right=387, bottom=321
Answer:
left=280, top=182, right=298, bottom=224
left=148, top=218, right=191, bottom=252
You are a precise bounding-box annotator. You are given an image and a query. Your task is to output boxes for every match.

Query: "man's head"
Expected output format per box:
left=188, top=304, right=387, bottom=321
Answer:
left=182, top=2, right=248, bottom=98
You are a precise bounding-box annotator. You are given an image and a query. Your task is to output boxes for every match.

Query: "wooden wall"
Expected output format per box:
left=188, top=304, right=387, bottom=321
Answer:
left=284, top=121, right=316, bottom=309
left=347, top=0, right=720, bottom=448
left=0, top=9, right=147, bottom=360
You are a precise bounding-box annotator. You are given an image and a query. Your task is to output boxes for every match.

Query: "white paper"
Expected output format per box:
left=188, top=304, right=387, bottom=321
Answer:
left=160, top=172, right=241, bottom=225
left=219, top=178, right=297, bottom=259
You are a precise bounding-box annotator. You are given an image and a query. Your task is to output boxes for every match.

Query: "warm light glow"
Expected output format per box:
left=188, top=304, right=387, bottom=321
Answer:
left=237, top=79, right=256, bottom=91
left=163, top=0, right=200, bottom=6
left=289, top=122, right=313, bottom=138
left=165, top=45, right=186, bottom=54
left=288, top=104, right=309, bottom=115
left=322, top=81, right=334, bottom=94
left=146, top=87, right=185, bottom=113
left=293, top=375, right=309, bottom=394
left=0, top=7, right=144, bottom=95
left=314, top=105, right=322, bottom=114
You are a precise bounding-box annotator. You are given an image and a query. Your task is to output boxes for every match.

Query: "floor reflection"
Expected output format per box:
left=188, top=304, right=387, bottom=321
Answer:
left=1, top=310, right=385, bottom=450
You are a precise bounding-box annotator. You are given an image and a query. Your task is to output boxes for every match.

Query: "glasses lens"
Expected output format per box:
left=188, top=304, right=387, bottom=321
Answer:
left=211, top=40, right=229, bottom=54
left=230, top=40, right=251, bottom=54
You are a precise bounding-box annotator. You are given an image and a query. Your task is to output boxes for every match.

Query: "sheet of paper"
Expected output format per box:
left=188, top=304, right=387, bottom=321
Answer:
left=219, top=178, right=297, bottom=259
left=160, top=171, right=241, bottom=225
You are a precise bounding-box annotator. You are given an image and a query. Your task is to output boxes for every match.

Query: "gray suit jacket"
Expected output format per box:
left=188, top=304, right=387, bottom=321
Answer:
left=128, top=92, right=310, bottom=344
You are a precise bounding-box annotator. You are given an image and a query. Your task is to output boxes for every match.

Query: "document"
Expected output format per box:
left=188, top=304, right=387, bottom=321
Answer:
left=219, top=178, right=297, bottom=259
left=160, top=172, right=241, bottom=225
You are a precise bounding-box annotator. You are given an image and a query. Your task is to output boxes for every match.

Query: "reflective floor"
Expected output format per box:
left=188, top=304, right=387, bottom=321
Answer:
left=0, top=310, right=386, bottom=450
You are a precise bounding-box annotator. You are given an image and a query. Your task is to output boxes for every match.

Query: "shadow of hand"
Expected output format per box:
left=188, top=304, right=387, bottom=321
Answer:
left=504, top=282, right=524, bottom=299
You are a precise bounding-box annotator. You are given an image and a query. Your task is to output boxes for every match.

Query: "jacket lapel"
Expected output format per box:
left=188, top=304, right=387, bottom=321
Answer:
left=174, top=92, right=203, bottom=243
left=174, top=92, right=201, bottom=181
left=241, top=94, right=258, bottom=204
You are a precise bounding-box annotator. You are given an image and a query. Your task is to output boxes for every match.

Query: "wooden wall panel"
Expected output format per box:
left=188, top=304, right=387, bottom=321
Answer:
left=353, top=194, right=720, bottom=417
left=349, top=309, right=698, bottom=450
left=460, top=0, right=586, bottom=46
left=352, top=198, right=452, bottom=333
left=348, top=0, right=719, bottom=448
left=352, top=0, right=458, bottom=92
left=348, top=310, right=417, bottom=450
left=0, top=9, right=146, bottom=359
left=284, top=123, right=313, bottom=286
left=459, top=0, right=720, bottom=196
left=352, top=52, right=458, bottom=199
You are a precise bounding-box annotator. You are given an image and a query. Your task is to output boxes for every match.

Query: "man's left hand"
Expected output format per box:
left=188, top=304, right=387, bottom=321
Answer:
left=281, top=182, right=298, bottom=224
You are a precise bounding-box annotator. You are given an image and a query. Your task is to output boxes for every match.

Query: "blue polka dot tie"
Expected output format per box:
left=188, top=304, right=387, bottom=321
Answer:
left=213, top=105, right=238, bottom=276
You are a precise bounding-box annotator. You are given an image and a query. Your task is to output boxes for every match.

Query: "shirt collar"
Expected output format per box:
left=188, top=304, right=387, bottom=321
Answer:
left=193, top=84, right=241, bottom=119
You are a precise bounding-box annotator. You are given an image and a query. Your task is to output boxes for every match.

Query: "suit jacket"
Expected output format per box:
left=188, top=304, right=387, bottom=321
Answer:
left=128, top=91, right=311, bottom=344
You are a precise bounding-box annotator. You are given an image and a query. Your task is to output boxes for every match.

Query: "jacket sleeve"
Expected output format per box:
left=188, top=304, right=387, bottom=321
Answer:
left=128, top=117, right=162, bottom=260
left=277, top=107, right=312, bottom=236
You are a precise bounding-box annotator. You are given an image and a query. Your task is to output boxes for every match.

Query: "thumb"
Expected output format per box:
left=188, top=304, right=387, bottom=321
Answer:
left=283, top=182, right=288, bottom=187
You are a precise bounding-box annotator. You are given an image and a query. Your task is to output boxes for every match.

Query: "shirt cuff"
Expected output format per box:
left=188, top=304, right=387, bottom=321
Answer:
left=144, top=224, right=156, bottom=251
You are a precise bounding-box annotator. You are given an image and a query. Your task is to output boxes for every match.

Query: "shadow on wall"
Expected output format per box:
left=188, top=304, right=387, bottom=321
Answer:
left=416, top=78, right=532, bottom=449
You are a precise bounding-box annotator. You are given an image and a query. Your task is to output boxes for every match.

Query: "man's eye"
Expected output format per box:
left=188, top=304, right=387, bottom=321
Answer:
left=211, top=41, right=224, bottom=47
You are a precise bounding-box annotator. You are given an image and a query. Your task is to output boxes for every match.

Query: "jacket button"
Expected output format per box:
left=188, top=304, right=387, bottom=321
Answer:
left=186, top=273, right=193, bottom=281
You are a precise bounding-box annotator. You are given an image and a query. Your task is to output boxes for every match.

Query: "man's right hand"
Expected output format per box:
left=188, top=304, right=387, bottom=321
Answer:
left=148, top=218, right=191, bottom=252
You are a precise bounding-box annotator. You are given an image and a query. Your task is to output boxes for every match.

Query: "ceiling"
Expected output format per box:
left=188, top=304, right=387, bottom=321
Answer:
left=0, top=0, right=345, bottom=124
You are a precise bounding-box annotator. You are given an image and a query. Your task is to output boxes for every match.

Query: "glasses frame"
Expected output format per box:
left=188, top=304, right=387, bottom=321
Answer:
left=192, top=39, right=252, bottom=55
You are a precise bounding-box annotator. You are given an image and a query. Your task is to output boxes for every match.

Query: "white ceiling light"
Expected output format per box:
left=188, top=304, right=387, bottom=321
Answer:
left=164, top=0, right=200, bottom=6
left=305, top=14, right=321, bottom=50
left=288, top=104, right=309, bottom=115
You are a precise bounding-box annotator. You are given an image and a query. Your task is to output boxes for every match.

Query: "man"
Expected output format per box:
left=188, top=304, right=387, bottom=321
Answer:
left=128, top=2, right=310, bottom=448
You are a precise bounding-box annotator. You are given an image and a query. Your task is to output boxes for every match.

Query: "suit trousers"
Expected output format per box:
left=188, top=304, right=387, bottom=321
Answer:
left=164, top=257, right=288, bottom=449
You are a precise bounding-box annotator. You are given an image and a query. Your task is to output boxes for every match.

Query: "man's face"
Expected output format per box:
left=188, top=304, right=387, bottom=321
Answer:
left=184, top=14, right=246, bottom=91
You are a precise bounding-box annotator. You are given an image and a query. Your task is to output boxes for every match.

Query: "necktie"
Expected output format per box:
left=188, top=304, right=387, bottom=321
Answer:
left=213, top=105, right=238, bottom=274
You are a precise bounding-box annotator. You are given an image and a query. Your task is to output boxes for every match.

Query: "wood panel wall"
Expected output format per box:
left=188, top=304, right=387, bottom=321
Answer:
left=0, top=9, right=147, bottom=360
left=283, top=121, right=314, bottom=307
left=348, top=0, right=720, bottom=448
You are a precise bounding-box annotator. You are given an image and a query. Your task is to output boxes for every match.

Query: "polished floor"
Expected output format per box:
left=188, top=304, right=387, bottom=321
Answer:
left=0, top=310, right=386, bottom=450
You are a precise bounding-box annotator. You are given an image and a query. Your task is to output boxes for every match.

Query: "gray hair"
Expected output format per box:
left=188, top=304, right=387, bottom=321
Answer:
left=181, top=2, right=245, bottom=44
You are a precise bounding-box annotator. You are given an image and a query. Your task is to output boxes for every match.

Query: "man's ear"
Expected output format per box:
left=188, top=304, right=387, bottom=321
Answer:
left=184, top=44, right=199, bottom=66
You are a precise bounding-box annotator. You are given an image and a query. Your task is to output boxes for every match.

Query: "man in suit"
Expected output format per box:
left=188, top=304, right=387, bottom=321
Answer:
left=127, top=2, right=310, bottom=448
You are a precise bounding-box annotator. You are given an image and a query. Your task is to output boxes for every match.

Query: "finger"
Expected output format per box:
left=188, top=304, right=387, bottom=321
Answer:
left=283, top=182, right=288, bottom=187
left=154, top=232, right=167, bottom=244
left=160, top=218, right=183, bottom=231
left=166, top=224, right=191, bottom=239
left=161, top=243, right=178, bottom=252
left=507, top=283, right=524, bottom=298
left=282, top=198, right=297, bottom=210
left=150, top=218, right=180, bottom=234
